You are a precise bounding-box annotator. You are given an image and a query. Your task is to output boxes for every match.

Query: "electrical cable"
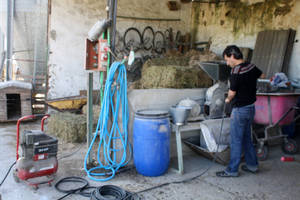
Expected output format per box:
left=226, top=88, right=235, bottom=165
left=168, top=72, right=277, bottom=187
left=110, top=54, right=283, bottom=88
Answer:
left=102, top=166, right=134, bottom=176
left=55, top=176, right=89, bottom=200
left=84, top=61, right=131, bottom=182
left=58, top=144, right=84, bottom=160
left=0, top=161, right=16, bottom=187
left=79, top=186, right=97, bottom=197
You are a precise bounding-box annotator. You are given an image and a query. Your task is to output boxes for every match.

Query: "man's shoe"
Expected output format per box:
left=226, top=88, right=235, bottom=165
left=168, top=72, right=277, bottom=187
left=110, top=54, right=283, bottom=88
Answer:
left=241, top=165, right=258, bottom=174
left=216, top=171, right=238, bottom=177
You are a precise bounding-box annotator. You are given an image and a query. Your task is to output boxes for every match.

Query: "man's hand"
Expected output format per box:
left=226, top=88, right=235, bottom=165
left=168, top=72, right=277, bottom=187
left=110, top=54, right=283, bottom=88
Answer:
left=226, top=89, right=236, bottom=104
left=225, top=98, right=231, bottom=104
left=260, top=73, right=266, bottom=79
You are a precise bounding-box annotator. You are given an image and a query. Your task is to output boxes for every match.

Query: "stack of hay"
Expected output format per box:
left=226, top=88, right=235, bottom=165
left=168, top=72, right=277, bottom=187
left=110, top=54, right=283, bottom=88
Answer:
left=48, top=112, right=87, bottom=143
left=139, top=65, right=212, bottom=89
left=47, top=105, right=101, bottom=143
left=132, top=50, right=220, bottom=89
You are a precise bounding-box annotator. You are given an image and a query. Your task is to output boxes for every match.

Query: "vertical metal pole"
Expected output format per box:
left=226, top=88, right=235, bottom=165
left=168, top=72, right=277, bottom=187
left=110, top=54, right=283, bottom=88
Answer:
left=32, top=23, right=39, bottom=86
left=108, top=0, right=113, bottom=64
left=6, top=0, right=14, bottom=81
left=111, top=0, right=117, bottom=54
left=87, top=72, right=93, bottom=164
left=44, top=0, right=52, bottom=112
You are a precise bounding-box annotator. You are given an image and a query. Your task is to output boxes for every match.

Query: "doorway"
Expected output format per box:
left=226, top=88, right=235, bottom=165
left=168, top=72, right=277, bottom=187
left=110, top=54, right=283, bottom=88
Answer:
left=6, top=93, right=21, bottom=120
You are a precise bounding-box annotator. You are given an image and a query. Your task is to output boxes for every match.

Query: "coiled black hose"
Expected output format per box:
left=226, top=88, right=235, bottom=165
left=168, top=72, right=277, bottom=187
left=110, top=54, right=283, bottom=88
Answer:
left=55, top=176, right=140, bottom=200
left=91, top=185, right=126, bottom=200
left=55, top=176, right=89, bottom=200
left=90, top=185, right=140, bottom=200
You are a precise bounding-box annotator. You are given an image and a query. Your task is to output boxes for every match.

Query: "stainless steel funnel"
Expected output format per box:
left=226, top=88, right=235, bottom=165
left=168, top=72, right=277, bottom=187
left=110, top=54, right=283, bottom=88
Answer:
left=169, top=106, right=191, bottom=125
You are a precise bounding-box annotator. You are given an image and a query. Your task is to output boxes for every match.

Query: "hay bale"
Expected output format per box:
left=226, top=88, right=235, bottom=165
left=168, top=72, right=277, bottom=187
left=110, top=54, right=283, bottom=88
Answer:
left=184, top=49, right=202, bottom=57
left=48, top=113, right=87, bottom=143
left=138, top=65, right=212, bottom=89
left=131, top=50, right=219, bottom=89
left=189, top=51, right=220, bottom=66
left=82, top=104, right=101, bottom=122
left=164, top=49, right=183, bottom=57
left=143, top=57, right=189, bottom=68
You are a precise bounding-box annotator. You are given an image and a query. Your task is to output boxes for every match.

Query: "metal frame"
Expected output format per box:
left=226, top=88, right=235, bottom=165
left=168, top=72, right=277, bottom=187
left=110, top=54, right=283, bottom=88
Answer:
left=171, top=122, right=202, bottom=174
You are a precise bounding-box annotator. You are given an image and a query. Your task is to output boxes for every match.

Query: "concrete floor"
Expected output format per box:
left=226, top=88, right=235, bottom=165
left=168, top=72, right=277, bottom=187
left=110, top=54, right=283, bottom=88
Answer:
left=1, top=121, right=300, bottom=200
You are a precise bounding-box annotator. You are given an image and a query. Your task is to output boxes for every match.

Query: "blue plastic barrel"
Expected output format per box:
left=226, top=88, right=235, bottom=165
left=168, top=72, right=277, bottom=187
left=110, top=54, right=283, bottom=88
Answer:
left=133, top=109, right=170, bottom=176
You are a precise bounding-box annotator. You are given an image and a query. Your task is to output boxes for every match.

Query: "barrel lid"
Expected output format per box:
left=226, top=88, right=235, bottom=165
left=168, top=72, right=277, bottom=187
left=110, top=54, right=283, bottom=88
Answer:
left=135, top=109, right=169, bottom=117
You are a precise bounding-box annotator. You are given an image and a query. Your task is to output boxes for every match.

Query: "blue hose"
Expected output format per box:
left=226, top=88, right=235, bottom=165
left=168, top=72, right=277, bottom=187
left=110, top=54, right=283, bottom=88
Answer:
left=84, top=61, right=131, bottom=181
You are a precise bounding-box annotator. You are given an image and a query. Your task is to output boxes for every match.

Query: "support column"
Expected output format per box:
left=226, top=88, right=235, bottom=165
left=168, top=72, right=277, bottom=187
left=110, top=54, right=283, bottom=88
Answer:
left=87, top=72, right=93, bottom=164
left=6, top=0, right=14, bottom=81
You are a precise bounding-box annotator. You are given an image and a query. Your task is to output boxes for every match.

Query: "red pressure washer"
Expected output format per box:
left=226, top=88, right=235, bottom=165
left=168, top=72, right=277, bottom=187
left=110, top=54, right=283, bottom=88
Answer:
left=13, top=114, right=58, bottom=189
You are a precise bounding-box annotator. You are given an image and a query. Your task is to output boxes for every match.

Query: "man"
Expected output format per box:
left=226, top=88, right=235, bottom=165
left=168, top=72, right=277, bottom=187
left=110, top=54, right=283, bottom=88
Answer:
left=216, top=45, right=263, bottom=177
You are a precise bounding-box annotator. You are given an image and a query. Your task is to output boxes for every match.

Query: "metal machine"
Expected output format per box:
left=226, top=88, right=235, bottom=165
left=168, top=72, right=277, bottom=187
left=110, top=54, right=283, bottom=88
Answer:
left=13, top=114, right=58, bottom=189
left=200, top=61, right=231, bottom=119
left=169, top=61, right=232, bottom=167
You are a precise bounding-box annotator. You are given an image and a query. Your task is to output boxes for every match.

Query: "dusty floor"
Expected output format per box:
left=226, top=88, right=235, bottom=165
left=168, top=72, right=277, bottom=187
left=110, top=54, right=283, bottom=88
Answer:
left=1, top=121, right=300, bottom=200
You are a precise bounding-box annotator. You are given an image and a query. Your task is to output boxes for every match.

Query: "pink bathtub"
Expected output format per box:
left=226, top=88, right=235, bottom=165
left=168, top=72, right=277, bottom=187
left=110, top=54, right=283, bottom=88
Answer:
left=254, top=93, right=300, bottom=125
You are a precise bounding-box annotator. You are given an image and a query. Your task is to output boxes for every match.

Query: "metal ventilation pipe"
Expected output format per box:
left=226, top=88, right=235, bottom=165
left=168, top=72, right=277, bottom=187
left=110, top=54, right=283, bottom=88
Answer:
left=6, top=0, right=14, bottom=81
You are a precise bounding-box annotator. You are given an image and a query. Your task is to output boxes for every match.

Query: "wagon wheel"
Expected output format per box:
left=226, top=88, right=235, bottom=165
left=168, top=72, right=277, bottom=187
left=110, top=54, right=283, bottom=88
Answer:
left=256, top=145, right=268, bottom=161
left=175, top=30, right=181, bottom=48
left=123, top=27, right=142, bottom=52
left=153, top=31, right=166, bottom=54
left=282, top=138, right=298, bottom=155
left=142, top=26, right=154, bottom=51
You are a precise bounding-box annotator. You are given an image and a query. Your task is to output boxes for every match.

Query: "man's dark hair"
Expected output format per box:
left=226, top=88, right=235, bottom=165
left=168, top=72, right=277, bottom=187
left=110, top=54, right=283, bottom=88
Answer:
left=222, top=45, right=243, bottom=59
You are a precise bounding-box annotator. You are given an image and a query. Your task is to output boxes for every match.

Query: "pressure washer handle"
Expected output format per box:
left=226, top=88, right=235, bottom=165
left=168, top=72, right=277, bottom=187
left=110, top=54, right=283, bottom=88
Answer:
left=16, top=114, right=50, bottom=160
left=41, top=115, right=50, bottom=131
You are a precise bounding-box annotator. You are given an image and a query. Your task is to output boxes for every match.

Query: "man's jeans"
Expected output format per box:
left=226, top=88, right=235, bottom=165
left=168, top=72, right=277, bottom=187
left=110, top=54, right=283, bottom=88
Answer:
left=225, top=104, right=258, bottom=175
